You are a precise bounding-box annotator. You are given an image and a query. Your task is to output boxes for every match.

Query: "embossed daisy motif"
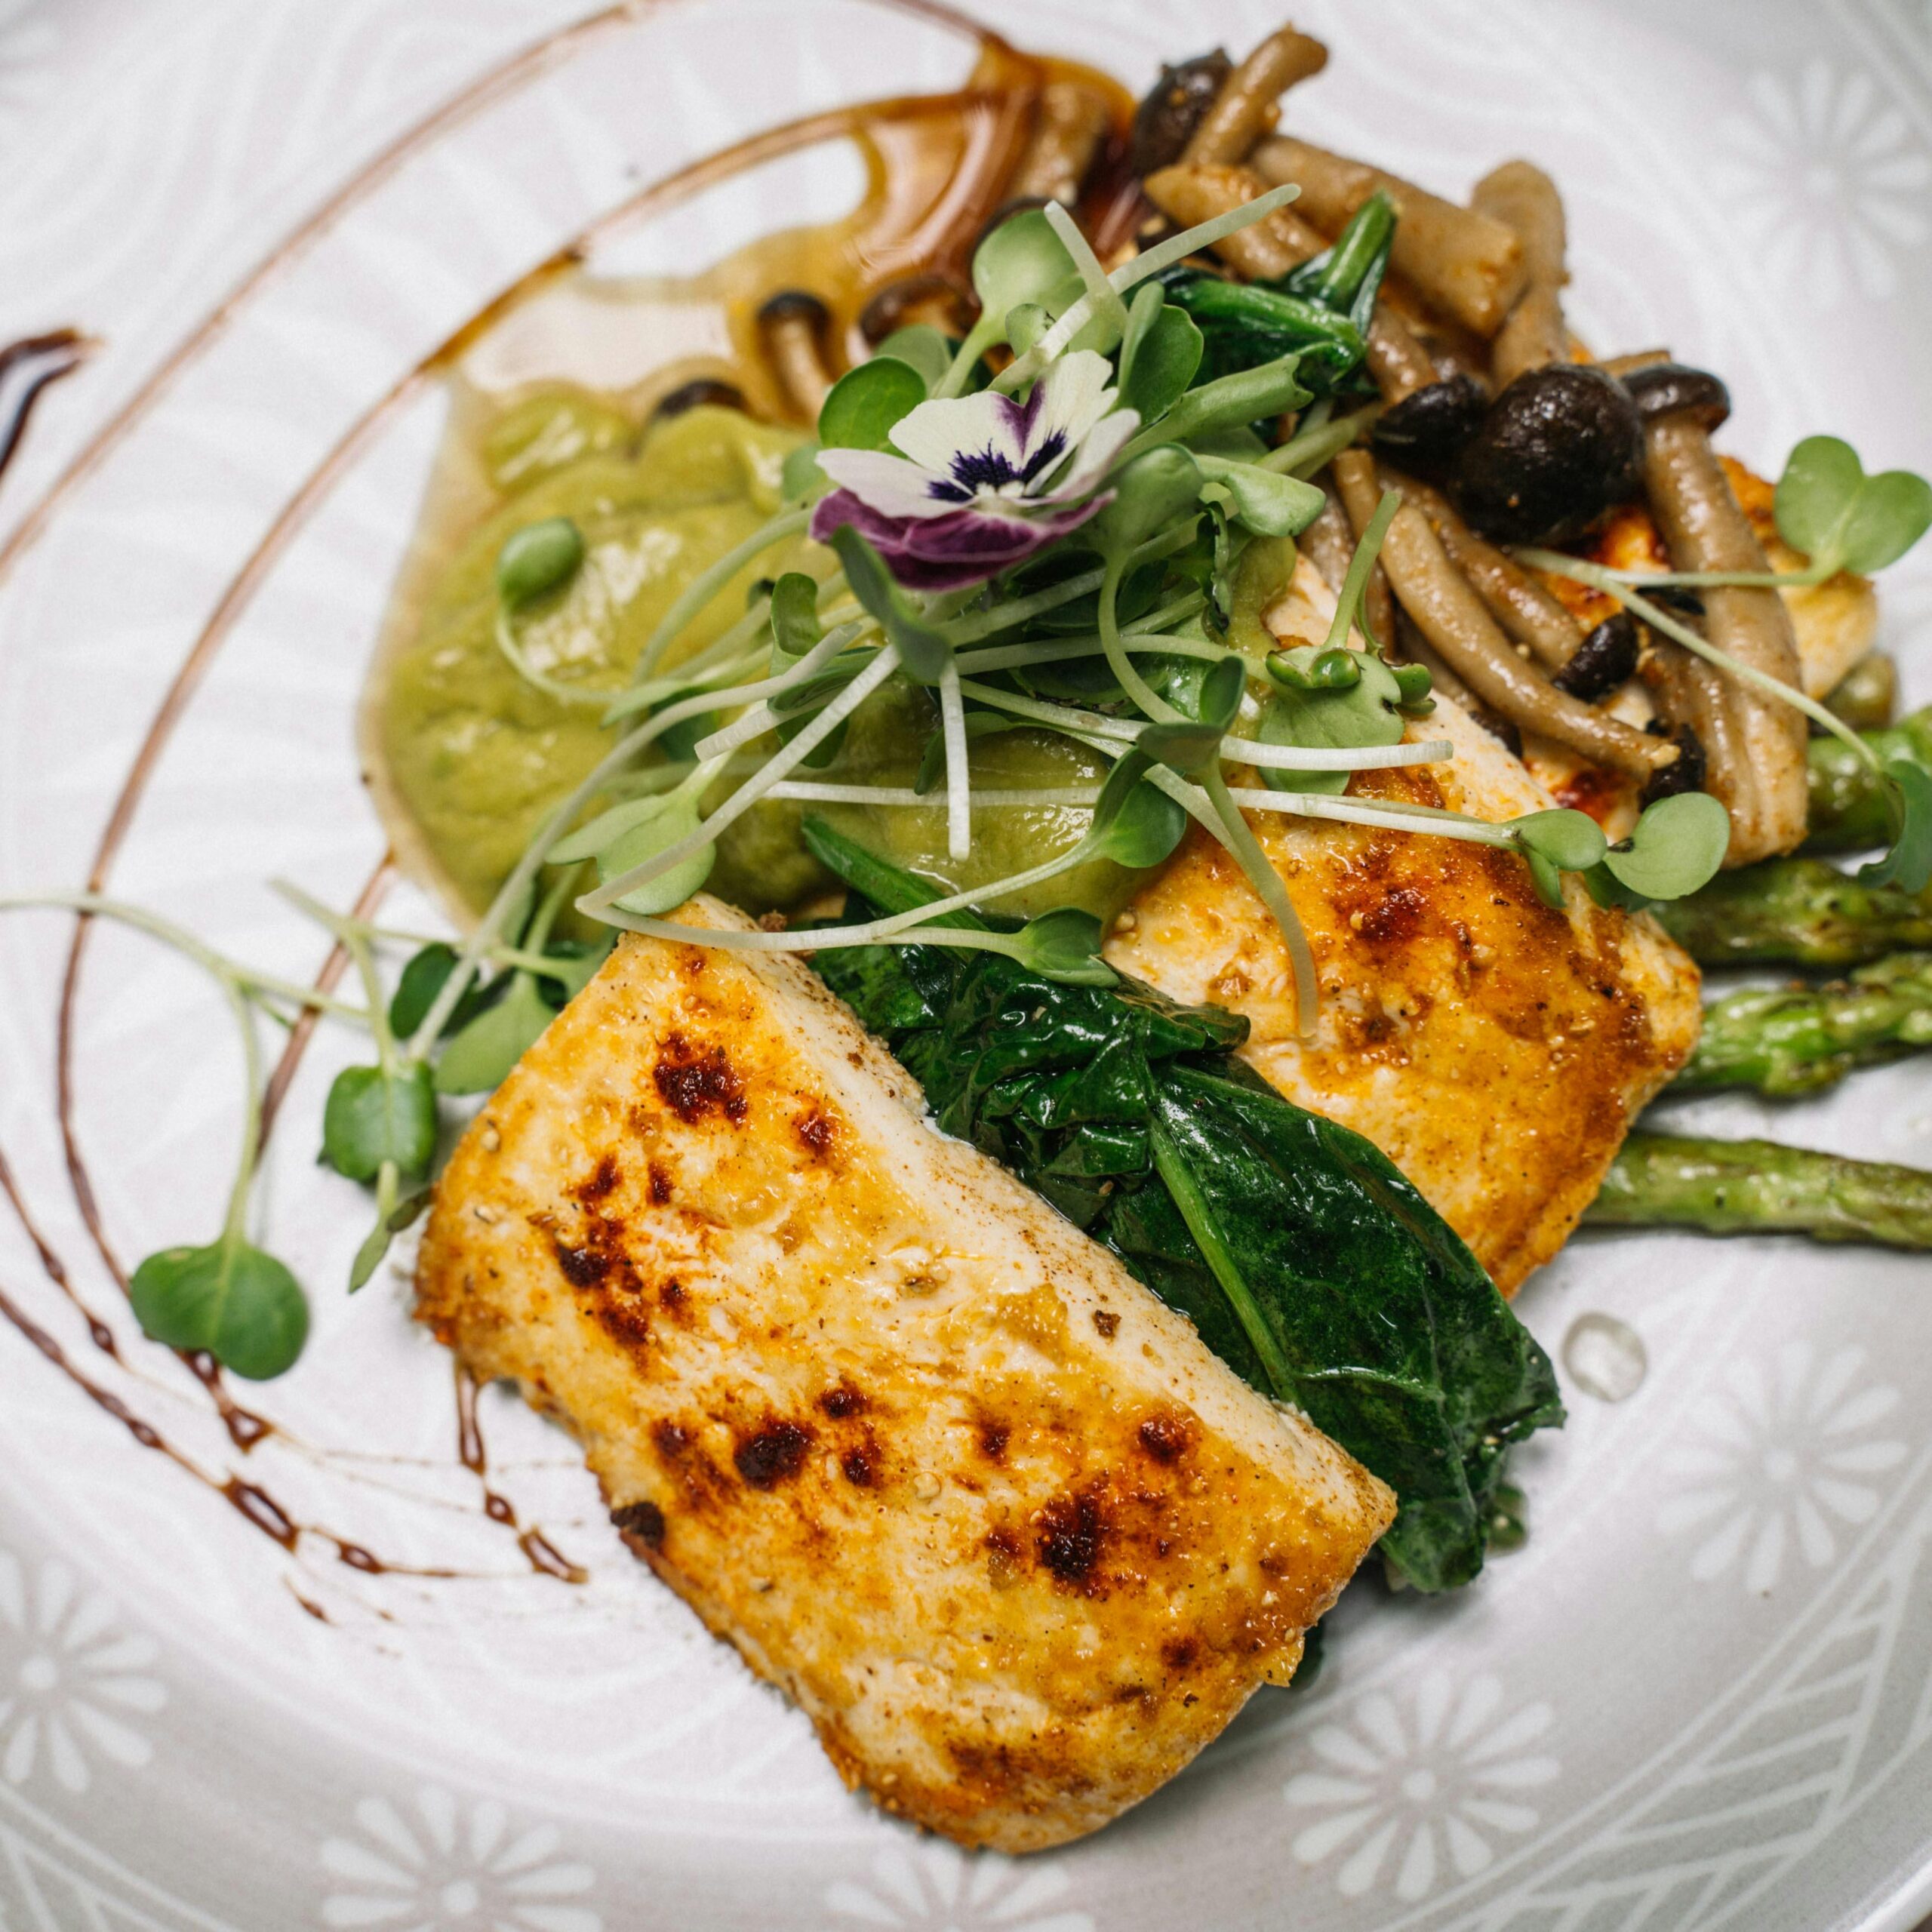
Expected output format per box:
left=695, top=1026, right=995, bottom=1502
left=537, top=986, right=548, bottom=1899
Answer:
left=1656, top=1341, right=1908, bottom=1594
left=824, top=1841, right=1092, bottom=1931
left=0, top=1547, right=165, bottom=1794
left=1710, top=61, right=1932, bottom=303
left=1282, top=1672, right=1558, bottom=1903
left=318, top=1787, right=600, bottom=1932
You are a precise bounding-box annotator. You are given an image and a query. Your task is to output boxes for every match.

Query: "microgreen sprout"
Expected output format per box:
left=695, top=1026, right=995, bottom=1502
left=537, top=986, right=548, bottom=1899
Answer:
left=1520, top=549, right=1932, bottom=893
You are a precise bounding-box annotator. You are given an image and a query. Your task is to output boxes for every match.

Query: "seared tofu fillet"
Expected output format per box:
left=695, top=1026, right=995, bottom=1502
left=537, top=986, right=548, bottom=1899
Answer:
left=1109, top=559, right=1702, bottom=1291
left=416, top=901, right=1394, bottom=1854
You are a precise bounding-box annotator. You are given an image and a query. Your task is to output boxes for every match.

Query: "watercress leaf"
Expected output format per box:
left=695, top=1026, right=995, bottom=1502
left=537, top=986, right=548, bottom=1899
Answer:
left=1522, top=846, right=1566, bottom=911
left=1268, top=645, right=1362, bottom=692
left=348, top=1209, right=394, bottom=1294
left=1258, top=649, right=1405, bottom=795
left=1119, top=303, right=1204, bottom=426
left=1155, top=354, right=1310, bottom=448
left=768, top=571, right=822, bottom=665
left=872, top=323, right=952, bottom=390
left=130, top=1240, right=309, bottom=1381
left=1512, top=808, right=1609, bottom=875
left=321, top=1062, right=438, bottom=1182
left=1857, top=756, right=1932, bottom=893
left=1603, top=790, right=1732, bottom=900
left=1839, top=469, right=1932, bottom=575
left=1011, top=908, right=1116, bottom=985
left=1774, top=435, right=1864, bottom=569
left=380, top=943, right=478, bottom=1051
left=818, top=355, right=928, bottom=452
left=1091, top=774, right=1188, bottom=869
left=655, top=688, right=718, bottom=761
left=1087, top=445, right=1204, bottom=559
left=913, top=711, right=1015, bottom=796
left=546, top=793, right=672, bottom=866
left=972, top=207, right=1078, bottom=325
left=1193, top=454, right=1324, bottom=537
left=1005, top=302, right=1053, bottom=358
left=1139, top=652, right=1246, bottom=775
left=496, top=517, right=583, bottom=608
left=599, top=795, right=715, bottom=915
left=1115, top=281, right=1165, bottom=396
left=532, top=931, right=617, bottom=1004
left=433, top=973, right=557, bottom=1096
left=827, top=525, right=953, bottom=682
left=780, top=441, right=825, bottom=503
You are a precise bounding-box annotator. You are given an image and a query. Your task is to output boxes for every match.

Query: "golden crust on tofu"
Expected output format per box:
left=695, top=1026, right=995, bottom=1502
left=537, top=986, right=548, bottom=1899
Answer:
left=1109, top=694, right=1702, bottom=1294
left=415, top=900, right=1394, bottom=1854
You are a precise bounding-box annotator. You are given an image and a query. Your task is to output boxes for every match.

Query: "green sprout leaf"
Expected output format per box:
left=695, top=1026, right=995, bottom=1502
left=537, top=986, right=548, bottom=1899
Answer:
left=973, top=208, right=1078, bottom=328
left=818, top=356, right=927, bottom=452
left=1774, top=435, right=1932, bottom=577
left=321, top=1062, right=437, bottom=1183
left=130, top=1240, right=309, bottom=1382
left=780, top=441, right=825, bottom=503
left=872, top=324, right=952, bottom=389
left=1005, top=302, right=1053, bottom=357
left=389, top=942, right=491, bottom=1042
left=1859, top=756, right=1932, bottom=894
left=1598, top=790, right=1733, bottom=902
left=1259, top=648, right=1407, bottom=796
left=496, top=516, right=583, bottom=608
left=1510, top=808, right=1610, bottom=911
left=827, top=525, right=954, bottom=683
left=1009, top=908, right=1115, bottom=985
left=1194, top=454, right=1325, bottom=537
left=1117, top=285, right=1204, bottom=424
left=1133, top=355, right=1310, bottom=455
left=595, top=794, right=715, bottom=916
left=434, top=972, right=557, bottom=1096
left=1088, top=445, right=1204, bottom=559
left=768, top=571, right=821, bottom=665
left=1140, top=652, right=1244, bottom=775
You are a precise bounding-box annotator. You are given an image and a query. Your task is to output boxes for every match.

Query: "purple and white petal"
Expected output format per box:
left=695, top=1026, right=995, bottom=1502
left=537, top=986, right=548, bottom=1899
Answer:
left=814, top=447, right=961, bottom=520
left=813, top=490, right=1112, bottom=591
left=1026, top=349, right=1121, bottom=466
left=1033, top=405, right=1140, bottom=504
left=888, top=389, right=1032, bottom=494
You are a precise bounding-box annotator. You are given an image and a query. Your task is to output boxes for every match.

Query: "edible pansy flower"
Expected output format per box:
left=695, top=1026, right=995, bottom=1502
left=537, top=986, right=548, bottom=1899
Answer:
left=810, top=349, right=1138, bottom=589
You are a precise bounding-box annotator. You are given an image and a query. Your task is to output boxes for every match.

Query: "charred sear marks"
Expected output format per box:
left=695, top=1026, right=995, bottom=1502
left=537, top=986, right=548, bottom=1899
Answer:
left=819, top=1382, right=866, bottom=1419
left=653, top=1032, right=748, bottom=1125
left=576, top=1155, right=620, bottom=1202
left=976, top=1417, right=1011, bottom=1463
left=1091, top=1309, right=1119, bottom=1339
left=734, top=1419, right=814, bottom=1489
left=841, top=1439, right=878, bottom=1487
left=1035, top=1485, right=1109, bottom=1592
left=610, top=1498, right=665, bottom=1552
left=553, top=1242, right=608, bottom=1288
left=1137, top=1410, right=1197, bottom=1465
left=648, top=1159, right=673, bottom=1204
left=794, top=1103, right=838, bottom=1157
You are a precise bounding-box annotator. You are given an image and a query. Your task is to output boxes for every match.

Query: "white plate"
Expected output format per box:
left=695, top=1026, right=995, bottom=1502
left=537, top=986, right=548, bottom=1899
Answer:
left=1, top=2, right=1929, bottom=1927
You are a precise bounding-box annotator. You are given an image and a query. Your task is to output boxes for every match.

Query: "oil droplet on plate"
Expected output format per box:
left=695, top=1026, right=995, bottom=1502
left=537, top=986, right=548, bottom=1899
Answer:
left=1562, top=1312, right=1647, bottom=1401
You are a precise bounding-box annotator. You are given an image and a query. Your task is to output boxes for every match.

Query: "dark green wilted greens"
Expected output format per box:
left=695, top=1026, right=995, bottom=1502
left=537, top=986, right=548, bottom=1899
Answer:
left=804, top=819, right=1562, bottom=1592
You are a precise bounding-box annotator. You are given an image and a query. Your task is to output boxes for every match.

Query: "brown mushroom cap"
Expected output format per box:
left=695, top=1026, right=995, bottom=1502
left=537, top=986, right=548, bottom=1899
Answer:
left=651, top=377, right=748, bottom=421
left=1129, top=50, right=1232, bottom=177
left=1620, top=361, right=1731, bottom=432
left=857, top=275, right=974, bottom=346
left=758, top=290, right=832, bottom=334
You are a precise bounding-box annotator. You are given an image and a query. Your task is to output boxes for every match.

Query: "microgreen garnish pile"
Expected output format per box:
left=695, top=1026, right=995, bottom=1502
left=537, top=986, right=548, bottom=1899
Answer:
left=14, top=146, right=1930, bottom=1395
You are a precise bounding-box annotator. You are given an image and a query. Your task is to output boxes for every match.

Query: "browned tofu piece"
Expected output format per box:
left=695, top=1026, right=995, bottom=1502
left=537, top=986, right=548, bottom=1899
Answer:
left=1109, top=692, right=1703, bottom=1293
left=415, top=901, right=1394, bottom=1853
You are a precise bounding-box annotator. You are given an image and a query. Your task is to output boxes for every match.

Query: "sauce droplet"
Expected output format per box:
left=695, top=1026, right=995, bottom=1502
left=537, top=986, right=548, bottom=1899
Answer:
left=1562, top=1312, right=1647, bottom=1402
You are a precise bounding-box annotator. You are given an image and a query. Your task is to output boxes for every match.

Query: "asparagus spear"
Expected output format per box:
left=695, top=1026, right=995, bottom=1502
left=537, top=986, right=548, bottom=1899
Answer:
left=1805, top=703, right=1932, bottom=854
left=1587, top=1132, right=1932, bottom=1250
left=1655, top=857, right=1932, bottom=968
left=1677, top=952, right=1932, bottom=1095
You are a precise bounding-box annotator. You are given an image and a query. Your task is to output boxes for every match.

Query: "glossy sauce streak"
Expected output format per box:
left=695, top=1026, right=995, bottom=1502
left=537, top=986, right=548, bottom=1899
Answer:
left=6, top=4, right=1131, bottom=1607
